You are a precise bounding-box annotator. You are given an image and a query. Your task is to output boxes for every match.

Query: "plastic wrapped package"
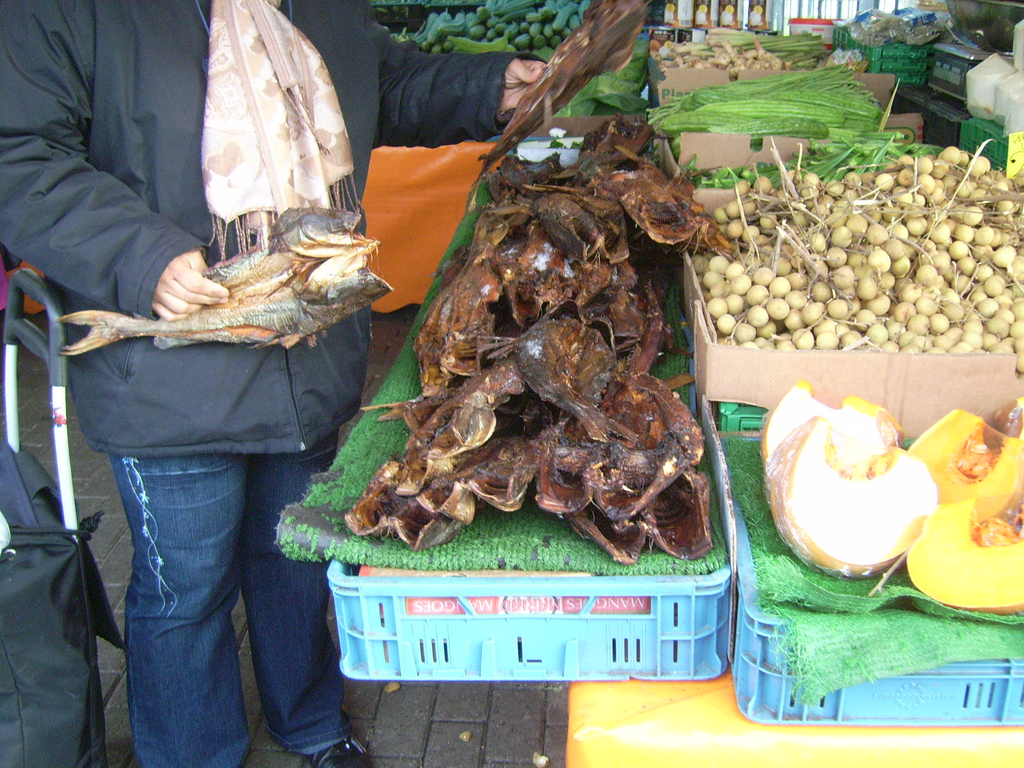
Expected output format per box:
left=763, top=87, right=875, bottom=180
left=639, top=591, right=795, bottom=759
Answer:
left=825, top=48, right=868, bottom=72
left=966, top=53, right=1015, bottom=120
left=893, top=7, right=950, bottom=45
left=841, top=8, right=949, bottom=46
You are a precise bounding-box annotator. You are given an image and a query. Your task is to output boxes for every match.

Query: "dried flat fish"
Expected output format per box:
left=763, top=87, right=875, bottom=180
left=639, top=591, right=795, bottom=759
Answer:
left=512, top=306, right=636, bottom=443
left=61, top=208, right=389, bottom=353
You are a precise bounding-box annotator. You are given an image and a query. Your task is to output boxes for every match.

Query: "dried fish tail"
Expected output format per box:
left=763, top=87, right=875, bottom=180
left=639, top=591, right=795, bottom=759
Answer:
left=58, top=310, right=149, bottom=355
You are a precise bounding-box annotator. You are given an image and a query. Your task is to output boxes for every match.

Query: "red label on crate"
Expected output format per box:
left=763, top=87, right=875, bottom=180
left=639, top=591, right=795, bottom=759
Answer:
left=404, top=595, right=651, bottom=616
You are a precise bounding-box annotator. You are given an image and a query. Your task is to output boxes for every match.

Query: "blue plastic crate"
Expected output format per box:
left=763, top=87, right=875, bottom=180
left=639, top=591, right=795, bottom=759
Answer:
left=729, top=459, right=1024, bottom=726
left=328, top=399, right=735, bottom=682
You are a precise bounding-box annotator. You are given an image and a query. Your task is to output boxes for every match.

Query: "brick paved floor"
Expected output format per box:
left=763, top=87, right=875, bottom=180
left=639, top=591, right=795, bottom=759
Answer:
left=2, top=304, right=568, bottom=768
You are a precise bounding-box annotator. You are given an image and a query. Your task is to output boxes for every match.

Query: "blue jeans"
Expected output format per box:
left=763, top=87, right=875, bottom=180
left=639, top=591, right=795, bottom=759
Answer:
left=109, top=438, right=348, bottom=768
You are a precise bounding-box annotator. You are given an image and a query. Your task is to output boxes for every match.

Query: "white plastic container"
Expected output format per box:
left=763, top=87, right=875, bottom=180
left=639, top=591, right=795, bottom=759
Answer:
left=966, top=53, right=1015, bottom=121
left=994, top=71, right=1024, bottom=125
left=1005, top=88, right=1024, bottom=135
left=995, top=20, right=1024, bottom=127
left=1016, top=18, right=1024, bottom=71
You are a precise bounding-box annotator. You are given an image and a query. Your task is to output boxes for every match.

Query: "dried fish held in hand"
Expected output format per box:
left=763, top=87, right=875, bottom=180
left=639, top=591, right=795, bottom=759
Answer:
left=60, top=207, right=390, bottom=354
left=479, top=0, right=651, bottom=173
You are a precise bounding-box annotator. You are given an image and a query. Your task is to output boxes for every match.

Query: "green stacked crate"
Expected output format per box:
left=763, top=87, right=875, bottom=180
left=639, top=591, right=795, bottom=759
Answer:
left=370, top=1, right=426, bottom=31
left=717, top=402, right=767, bottom=432
left=959, top=117, right=1009, bottom=170
left=832, top=27, right=935, bottom=86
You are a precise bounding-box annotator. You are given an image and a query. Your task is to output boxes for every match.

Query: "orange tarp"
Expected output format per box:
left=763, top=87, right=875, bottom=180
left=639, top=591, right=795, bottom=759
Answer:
left=362, top=142, right=492, bottom=313
left=568, top=674, right=1024, bottom=768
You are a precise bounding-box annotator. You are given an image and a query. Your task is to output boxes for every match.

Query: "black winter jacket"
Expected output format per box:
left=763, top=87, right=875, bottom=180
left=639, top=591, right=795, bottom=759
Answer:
left=0, top=0, right=516, bottom=456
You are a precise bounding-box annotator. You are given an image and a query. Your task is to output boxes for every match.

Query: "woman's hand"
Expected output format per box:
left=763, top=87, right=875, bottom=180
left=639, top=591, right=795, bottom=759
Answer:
left=152, top=249, right=229, bottom=321
left=499, top=58, right=545, bottom=117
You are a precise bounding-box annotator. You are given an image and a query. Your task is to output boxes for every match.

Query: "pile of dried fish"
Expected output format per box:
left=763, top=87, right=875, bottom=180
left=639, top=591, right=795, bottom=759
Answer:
left=347, top=116, right=729, bottom=564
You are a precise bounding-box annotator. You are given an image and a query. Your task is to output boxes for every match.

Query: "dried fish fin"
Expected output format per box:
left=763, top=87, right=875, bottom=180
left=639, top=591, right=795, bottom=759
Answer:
left=642, top=470, right=713, bottom=560
left=464, top=437, right=538, bottom=511
left=564, top=509, right=647, bottom=566
left=416, top=480, right=477, bottom=525
left=345, top=461, right=404, bottom=537
left=513, top=308, right=637, bottom=443
left=535, top=430, right=592, bottom=515
left=394, top=506, right=463, bottom=551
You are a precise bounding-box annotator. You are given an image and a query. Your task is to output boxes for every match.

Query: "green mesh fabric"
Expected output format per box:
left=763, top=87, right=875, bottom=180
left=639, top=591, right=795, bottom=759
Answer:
left=724, top=436, right=1024, bottom=703
left=277, top=189, right=725, bottom=577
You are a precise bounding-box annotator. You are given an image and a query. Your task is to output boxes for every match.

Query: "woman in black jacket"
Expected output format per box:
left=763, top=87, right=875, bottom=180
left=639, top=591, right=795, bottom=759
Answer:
left=0, top=2, right=543, bottom=766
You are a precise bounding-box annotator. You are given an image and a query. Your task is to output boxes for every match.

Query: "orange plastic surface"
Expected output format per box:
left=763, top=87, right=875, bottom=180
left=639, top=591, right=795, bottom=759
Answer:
left=567, top=673, right=1024, bottom=768
left=362, top=142, right=492, bottom=313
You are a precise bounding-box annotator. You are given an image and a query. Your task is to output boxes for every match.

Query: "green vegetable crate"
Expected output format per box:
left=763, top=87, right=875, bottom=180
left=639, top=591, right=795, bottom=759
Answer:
left=371, top=1, right=427, bottom=30
left=960, top=117, right=1009, bottom=171
left=831, top=27, right=934, bottom=86
left=717, top=402, right=767, bottom=432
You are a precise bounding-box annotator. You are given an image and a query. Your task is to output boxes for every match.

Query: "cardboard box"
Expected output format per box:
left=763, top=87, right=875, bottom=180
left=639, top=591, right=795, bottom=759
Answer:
left=656, top=110, right=924, bottom=173
left=680, top=221, right=1024, bottom=438
left=651, top=64, right=732, bottom=107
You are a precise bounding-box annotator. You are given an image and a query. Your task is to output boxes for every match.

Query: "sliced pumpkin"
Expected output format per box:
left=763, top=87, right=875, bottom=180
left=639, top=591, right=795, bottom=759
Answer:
left=761, top=379, right=903, bottom=462
left=907, top=409, right=1024, bottom=521
left=907, top=498, right=1024, bottom=614
left=766, top=416, right=938, bottom=579
left=993, top=397, right=1024, bottom=438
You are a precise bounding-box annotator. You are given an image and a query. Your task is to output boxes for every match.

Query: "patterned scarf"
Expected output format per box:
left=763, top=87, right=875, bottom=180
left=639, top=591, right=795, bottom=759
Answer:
left=201, top=0, right=359, bottom=251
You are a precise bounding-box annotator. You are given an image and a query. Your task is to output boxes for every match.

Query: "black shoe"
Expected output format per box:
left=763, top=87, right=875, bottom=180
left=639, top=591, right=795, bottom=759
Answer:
left=308, top=736, right=369, bottom=768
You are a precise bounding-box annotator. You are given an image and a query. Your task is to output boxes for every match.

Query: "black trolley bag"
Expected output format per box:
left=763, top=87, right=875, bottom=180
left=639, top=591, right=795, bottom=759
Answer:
left=1, top=269, right=123, bottom=768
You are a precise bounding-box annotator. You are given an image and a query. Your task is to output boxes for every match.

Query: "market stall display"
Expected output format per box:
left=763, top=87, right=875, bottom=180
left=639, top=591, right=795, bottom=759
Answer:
left=235, top=10, right=1024, bottom=747
left=277, top=120, right=739, bottom=681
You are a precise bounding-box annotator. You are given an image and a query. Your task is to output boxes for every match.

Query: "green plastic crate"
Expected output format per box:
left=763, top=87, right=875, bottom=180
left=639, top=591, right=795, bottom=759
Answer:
left=717, top=402, right=767, bottom=432
left=370, top=1, right=426, bottom=29
left=832, top=26, right=934, bottom=83
left=960, top=117, right=1009, bottom=170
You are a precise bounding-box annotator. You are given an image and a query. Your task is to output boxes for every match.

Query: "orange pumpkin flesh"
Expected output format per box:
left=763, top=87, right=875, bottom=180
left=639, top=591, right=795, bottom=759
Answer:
left=908, top=498, right=1024, bottom=615
left=762, top=379, right=903, bottom=462
left=907, top=409, right=1024, bottom=522
left=766, top=416, right=938, bottom=578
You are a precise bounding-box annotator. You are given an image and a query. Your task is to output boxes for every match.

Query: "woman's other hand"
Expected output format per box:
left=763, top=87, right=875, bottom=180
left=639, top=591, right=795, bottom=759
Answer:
left=152, top=249, right=229, bottom=321
left=499, top=58, right=545, bottom=116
